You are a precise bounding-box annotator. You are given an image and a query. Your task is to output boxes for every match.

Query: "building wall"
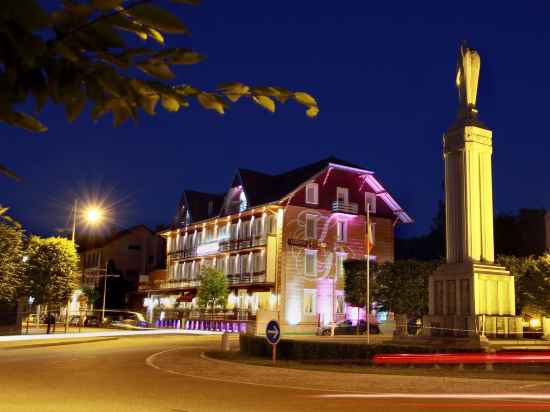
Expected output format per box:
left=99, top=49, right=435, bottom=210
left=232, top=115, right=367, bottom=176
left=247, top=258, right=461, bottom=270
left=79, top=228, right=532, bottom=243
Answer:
left=279, top=205, right=394, bottom=332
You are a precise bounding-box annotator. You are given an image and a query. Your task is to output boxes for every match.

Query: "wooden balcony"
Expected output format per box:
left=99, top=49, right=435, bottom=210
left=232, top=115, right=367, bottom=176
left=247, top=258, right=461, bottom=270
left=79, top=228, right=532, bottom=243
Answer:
left=332, top=200, right=358, bottom=214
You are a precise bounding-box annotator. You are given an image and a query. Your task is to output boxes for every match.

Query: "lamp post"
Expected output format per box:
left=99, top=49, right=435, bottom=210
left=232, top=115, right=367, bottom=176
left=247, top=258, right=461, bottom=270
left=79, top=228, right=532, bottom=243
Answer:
left=65, top=200, right=105, bottom=332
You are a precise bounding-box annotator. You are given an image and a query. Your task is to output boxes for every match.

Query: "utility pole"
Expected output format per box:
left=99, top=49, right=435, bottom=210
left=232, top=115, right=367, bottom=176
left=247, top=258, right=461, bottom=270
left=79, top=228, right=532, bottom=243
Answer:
left=65, top=199, right=78, bottom=333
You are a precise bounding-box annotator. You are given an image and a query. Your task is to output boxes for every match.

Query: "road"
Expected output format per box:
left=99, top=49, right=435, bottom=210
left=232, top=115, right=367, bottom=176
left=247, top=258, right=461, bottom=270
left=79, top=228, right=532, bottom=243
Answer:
left=1, top=334, right=550, bottom=412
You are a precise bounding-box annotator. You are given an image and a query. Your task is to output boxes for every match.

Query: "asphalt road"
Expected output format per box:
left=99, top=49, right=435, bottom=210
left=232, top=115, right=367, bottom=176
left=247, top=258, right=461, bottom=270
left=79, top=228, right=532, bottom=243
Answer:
left=0, top=334, right=549, bottom=412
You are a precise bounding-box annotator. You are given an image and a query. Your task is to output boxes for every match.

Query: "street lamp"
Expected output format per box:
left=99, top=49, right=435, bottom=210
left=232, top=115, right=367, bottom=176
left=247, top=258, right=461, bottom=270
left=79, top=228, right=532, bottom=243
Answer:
left=66, top=199, right=106, bottom=332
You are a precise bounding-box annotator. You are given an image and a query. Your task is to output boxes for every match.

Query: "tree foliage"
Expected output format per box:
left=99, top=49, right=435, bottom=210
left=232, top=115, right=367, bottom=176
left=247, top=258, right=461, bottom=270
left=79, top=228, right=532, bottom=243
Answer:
left=24, top=236, right=80, bottom=306
left=0, top=1, right=319, bottom=169
left=374, top=259, right=439, bottom=316
left=0, top=208, right=25, bottom=302
left=343, top=259, right=376, bottom=309
left=497, top=254, right=550, bottom=315
left=197, top=267, right=228, bottom=312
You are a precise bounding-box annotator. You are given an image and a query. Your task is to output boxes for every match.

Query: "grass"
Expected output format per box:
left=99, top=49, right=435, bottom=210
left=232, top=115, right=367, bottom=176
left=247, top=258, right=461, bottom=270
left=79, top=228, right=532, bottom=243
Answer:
left=206, top=350, right=550, bottom=382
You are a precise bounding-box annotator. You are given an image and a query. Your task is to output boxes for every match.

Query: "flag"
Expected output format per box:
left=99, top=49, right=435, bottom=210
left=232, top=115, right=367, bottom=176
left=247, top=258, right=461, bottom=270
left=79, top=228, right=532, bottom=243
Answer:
left=366, top=222, right=374, bottom=254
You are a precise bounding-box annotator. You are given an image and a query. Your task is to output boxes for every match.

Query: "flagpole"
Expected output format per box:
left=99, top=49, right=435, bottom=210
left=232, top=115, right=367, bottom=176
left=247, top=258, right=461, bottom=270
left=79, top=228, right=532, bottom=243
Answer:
left=366, top=203, right=370, bottom=345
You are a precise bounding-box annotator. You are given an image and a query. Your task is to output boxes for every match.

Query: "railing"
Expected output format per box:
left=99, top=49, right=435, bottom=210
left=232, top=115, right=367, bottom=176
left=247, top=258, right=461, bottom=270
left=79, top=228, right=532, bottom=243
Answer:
left=332, top=200, right=359, bottom=214
left=168, top=247, right=197, bottom=261
left=227, top=271, right=267, bottom=285
left=158, top=278, right=200, bottom=289
left=219, top=236, right=266, bottom=252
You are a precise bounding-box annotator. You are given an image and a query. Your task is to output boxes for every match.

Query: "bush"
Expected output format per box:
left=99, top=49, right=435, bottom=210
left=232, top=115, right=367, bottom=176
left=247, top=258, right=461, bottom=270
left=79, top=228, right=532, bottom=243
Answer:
left=239, top=335, right=481, bottom=361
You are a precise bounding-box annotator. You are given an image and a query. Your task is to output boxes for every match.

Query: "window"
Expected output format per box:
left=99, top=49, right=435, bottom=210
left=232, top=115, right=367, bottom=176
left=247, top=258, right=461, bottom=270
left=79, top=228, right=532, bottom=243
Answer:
left=218, top=224, right=228, bottom=240
left=336, top=295, right=345, bottom=314
left=240, top=220, right=251, bottom=240
left=239, top=190, right=248, bottom=212
left=365, top=192, right=377, bottom=214
left=336, top=253, right=347, bottom=278
left=252, top=252, right=265, bottom=273
left=267, top=214, right=278, bottom=235
left=336, top=187, right=349, bottom=204
left=252, top=218, right=262, bottom=238
left=240, top=254, right=250, bottom=273
left=303, top=289, right=316, bottom=314
left=305, top=214, right=317, bottom=240
left=305, top=182, right=319, bottom=205
left=230, top=223, right=239, bottom=240
left=305, top=250, right=317, bottom=276
left=336, top=220, right=347, bottom=242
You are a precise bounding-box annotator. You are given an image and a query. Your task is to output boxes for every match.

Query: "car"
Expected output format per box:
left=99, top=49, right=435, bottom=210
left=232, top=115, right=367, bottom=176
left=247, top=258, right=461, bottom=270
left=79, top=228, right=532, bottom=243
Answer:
left=84, top=315, right=101, bottom=327
left=317, top=319, right=381, bottom=336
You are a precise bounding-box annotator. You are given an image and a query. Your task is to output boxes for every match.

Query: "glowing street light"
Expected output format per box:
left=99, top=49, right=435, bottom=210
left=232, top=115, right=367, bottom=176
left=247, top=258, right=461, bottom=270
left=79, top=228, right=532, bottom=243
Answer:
left=84, top=206, right=104, bottom=225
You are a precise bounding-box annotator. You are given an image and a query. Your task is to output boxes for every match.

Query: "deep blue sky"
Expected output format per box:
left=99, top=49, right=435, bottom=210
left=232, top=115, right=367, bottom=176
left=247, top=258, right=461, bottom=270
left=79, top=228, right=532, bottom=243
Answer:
left=2, top=1, right=550, bottom=238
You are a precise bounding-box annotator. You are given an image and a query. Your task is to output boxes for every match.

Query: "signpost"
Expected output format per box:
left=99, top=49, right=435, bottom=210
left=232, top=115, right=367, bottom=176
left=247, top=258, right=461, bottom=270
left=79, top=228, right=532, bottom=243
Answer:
left=265, top=319, right=281, bottom=363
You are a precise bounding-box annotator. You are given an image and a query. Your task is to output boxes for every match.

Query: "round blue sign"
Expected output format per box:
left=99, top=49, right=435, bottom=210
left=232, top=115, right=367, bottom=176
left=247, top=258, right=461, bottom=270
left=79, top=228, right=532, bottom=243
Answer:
left=265, top=319, right=281, bottom=345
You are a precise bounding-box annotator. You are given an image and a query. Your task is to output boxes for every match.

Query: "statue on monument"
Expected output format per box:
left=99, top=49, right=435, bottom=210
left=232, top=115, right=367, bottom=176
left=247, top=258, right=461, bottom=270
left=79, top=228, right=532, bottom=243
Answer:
left=455, top=42, right=480, bottom=120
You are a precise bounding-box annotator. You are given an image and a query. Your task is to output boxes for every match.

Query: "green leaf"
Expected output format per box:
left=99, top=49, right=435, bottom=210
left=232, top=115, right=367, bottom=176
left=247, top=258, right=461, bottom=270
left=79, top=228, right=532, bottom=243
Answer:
left=306, top=106, right=319, bottom=118
left=127, top=4, right=189, bottom=34
left=157, top=48, right=204, bottom=65
left=294, top=92, right=317, bottom=107
left=9, top=112, right=47, bottom=132
left=218, top=82, right=250, bottom=102
left=91, top=0, right=123, bottom=11
left=0, top=164, right=22, bottom=182
left=252, top=95, right=275, bottom=113
left=197, top=93, right=225, bottom=115
left=65, top=94, right=87, bottom=123
left=161, top=95, right=180, bottom=112
left=6, top=0, right=50, bottom=30
left=140, top=94, right=160, bottom=115
left=137, top=59, right=175, bottom=80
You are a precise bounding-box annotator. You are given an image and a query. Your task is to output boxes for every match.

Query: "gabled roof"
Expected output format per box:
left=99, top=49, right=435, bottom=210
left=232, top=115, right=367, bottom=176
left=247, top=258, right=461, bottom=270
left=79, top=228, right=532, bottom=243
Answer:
left=175, top=156, right=412, bottom=226
left=236, top=156, right=361, bottom=208
left=177, top=190, right=224, bottom=225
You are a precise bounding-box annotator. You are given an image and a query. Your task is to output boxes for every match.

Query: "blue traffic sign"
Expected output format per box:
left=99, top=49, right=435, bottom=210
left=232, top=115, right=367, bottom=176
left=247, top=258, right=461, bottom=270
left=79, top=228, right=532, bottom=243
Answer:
left=265, top=319, right=281, bottom=345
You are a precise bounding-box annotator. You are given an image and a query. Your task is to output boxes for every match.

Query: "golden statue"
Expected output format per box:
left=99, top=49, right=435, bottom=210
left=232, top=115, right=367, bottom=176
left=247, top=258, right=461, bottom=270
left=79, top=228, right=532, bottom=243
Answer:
left=456, top=42, right=480, bottom=119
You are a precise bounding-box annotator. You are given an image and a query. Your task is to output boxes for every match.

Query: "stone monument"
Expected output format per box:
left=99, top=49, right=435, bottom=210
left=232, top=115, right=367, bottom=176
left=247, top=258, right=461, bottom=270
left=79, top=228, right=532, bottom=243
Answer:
left=424, top=42, right=522, bottom=340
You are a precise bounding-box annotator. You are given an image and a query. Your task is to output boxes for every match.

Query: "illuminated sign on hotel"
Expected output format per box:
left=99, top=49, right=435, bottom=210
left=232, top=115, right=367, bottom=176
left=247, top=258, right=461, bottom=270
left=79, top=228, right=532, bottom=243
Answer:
left=197, top=242, right=220, bottom=255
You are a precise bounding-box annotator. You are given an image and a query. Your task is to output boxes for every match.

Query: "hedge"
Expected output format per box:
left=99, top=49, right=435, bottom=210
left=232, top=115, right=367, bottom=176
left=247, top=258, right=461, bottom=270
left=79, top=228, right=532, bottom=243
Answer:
left=239, top=334, right=482, bottom=361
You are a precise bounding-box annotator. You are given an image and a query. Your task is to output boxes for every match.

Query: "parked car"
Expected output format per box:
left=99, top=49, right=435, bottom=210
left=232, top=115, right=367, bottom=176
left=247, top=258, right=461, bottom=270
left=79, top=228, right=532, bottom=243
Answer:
left=317, top=319, right=380, bottom=336
left=85, top=315, right=101, bottom=327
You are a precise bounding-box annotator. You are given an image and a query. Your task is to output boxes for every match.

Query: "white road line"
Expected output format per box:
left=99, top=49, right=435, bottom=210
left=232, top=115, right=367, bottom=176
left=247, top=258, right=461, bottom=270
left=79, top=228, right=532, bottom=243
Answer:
left=315, top=393, right=550, bottom=400
left=145, top=348, right=352, bottom=393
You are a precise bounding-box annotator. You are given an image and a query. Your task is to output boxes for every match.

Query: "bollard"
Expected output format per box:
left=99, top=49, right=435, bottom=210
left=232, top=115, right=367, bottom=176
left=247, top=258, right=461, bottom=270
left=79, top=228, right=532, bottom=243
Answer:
left=221, top=332, right=230, bottom=352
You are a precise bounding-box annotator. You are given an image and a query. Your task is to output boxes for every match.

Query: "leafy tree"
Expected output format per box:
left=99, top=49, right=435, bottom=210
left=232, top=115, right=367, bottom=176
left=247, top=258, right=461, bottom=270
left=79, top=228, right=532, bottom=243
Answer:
left=497, top=254, right=550, bottom=315
left=343, top=259, right=376, bottom=333
left=82, top=286, right=101, bottom=306
left=374, top=259, right=439, bottom=332
left=0, top=207, right=25, bottom=302
left=24, top=236, right=80, bottom=307
left=0, top=0, right=319, bottom=179
left=197, top=267, right=228, bottom=317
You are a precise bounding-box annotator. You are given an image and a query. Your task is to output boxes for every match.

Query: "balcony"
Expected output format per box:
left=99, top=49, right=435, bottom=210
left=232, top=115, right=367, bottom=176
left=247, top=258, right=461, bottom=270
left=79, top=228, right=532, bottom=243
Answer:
left=332, top=200, right=358, bottom=214
left=227, top=271, right=267, bottom=285
left=168, top=247, right=197, bottom=261
left=158, top=278, right=200, bottom=289
left=219, top=236, right=266, bottom=252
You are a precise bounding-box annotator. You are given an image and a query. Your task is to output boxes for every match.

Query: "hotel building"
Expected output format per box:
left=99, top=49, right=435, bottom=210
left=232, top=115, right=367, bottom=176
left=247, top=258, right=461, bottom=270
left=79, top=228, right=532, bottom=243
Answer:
left=143, top=157, right=412, bottom=333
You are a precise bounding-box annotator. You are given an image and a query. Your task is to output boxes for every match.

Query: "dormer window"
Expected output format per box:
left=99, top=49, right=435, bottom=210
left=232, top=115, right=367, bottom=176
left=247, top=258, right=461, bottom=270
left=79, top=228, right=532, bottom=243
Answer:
left=365, top=192, right=377, bottom=214
left=336, top=187, right=349, bottom=205
left=305, top=182, right=319, bottom=205
left=239, top=190, right=248, bottom=212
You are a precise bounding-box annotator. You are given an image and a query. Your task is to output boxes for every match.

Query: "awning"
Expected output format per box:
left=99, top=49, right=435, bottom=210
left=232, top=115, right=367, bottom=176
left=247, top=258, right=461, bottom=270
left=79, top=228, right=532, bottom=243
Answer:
left=177, top=292, right=196, bottom=302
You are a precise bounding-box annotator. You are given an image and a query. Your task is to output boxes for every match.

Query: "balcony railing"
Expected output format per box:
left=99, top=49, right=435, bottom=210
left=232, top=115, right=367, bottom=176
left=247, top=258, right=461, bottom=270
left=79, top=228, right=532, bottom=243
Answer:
left=219, top=236, right=266, bottom=252
left=168, top=247, right=197, bottom=261
left=156, top=271, right=269, bottom=290
left=332, top=200, right=358, bottom=214
left=227, top=271, right=267, bottom=285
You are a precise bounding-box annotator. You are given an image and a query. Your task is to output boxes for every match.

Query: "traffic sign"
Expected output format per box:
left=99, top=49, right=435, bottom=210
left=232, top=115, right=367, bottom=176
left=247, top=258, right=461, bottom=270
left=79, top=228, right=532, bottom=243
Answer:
left=265, top=319, right=281, bottom=345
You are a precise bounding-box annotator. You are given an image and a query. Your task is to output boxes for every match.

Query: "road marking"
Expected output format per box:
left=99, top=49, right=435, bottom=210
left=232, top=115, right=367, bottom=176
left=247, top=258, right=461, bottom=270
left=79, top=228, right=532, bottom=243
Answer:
left=314, top=393, right=550, bottom=401
left=145, top=349, right=550, bottom=398
left=145, top=348, right=350, bottom=393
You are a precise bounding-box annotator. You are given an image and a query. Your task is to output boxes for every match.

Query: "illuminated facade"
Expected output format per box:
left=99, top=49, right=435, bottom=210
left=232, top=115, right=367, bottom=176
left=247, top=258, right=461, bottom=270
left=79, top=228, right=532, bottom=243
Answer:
left=145, top=157, right=411, bottom=333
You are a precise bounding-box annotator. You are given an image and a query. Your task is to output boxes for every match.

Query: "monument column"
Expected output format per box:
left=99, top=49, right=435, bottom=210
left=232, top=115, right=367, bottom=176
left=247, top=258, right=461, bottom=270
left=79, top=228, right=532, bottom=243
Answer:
left=424, top=43, right=521, bottom=342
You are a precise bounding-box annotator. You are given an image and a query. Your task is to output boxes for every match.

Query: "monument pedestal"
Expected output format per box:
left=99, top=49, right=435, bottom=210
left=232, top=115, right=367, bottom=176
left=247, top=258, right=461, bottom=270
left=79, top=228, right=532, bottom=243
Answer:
left=424, top=262, right=522, bottom=339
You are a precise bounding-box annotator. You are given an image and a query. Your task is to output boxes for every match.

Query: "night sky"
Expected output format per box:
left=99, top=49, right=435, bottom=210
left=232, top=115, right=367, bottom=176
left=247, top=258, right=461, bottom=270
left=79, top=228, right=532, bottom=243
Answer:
left=2, top=1, right=550, bottom=239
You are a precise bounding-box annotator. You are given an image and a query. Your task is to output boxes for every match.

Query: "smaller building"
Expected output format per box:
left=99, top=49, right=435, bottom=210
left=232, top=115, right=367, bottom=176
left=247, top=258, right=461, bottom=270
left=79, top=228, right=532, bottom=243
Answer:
left=78, top=225, right=166, bottom=309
